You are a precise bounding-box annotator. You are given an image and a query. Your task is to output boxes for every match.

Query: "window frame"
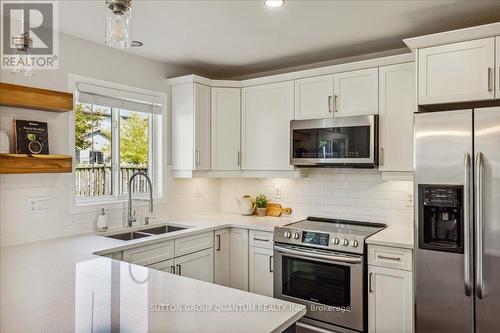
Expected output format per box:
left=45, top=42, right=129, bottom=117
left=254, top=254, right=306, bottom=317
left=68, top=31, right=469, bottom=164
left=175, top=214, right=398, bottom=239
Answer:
left=68, top=74, right=166, bottom=210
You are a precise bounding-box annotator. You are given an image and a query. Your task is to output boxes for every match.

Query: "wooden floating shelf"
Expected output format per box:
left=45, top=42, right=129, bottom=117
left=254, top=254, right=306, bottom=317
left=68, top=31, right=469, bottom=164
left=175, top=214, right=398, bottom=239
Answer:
left=0, top=154, right=72, bottom=174
left=0, top=83, right=73, bottom=112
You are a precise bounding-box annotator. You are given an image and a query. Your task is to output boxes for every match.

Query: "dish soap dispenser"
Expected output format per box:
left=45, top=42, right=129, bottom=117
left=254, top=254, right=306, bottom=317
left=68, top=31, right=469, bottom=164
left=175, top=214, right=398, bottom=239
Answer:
left=96, top=208, right=108, bottom=232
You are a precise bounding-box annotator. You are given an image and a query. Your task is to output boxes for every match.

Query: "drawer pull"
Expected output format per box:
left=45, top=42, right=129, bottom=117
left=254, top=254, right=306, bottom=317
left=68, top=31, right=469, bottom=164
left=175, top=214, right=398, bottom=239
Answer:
left=253, top=237, right=270, bottom=242
left=377, top=254, right=401, bottom=261
left=369, top=272, right=373, bottom=293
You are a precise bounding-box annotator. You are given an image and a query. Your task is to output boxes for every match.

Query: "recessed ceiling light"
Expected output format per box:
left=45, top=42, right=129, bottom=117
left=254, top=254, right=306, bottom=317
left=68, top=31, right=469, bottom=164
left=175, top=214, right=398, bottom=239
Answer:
left=265, top=0, right=284, bottom=8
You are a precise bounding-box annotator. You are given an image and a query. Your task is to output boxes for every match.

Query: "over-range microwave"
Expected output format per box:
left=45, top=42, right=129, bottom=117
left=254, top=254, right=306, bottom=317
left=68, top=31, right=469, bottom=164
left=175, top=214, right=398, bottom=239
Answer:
left=290, top=115, right=378, bottom=167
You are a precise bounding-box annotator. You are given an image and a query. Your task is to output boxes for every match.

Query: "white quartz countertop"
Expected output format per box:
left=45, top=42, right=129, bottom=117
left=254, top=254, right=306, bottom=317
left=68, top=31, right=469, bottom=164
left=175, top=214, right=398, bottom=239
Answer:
left=0, top=214, right=306, bottom=333
left=366, top=225, right=414, bottom=249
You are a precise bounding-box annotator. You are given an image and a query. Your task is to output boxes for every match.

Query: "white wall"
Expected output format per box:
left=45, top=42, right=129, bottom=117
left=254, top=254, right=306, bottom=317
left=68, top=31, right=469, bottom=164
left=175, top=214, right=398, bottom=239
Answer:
left=0, top=32, right=219, bottom=246
left=221, top=169, right=413, bottom=228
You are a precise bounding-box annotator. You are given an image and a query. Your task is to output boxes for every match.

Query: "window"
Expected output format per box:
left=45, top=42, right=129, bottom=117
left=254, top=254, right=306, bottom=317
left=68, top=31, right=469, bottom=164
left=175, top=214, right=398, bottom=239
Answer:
left=74, top=82, right=163, bottom=203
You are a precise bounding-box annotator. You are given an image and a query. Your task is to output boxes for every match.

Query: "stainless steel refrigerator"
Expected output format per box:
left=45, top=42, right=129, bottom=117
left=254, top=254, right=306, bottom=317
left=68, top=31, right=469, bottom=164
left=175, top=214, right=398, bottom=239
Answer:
left=415, top=107, right=500, bottom=333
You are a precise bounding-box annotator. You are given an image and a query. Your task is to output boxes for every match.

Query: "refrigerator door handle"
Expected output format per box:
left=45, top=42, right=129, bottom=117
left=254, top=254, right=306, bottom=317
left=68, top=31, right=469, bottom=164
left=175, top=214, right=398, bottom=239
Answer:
left=476, top=152, right=485, bottom=299
left=464, top=153, right=472, bottom=297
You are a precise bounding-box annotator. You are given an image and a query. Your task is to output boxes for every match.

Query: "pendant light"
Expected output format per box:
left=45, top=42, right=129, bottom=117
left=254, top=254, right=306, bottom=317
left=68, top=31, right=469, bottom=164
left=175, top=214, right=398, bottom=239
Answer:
left=105, top=0, right=132, bottom=49
left=11, top=32, right=34, bottom=77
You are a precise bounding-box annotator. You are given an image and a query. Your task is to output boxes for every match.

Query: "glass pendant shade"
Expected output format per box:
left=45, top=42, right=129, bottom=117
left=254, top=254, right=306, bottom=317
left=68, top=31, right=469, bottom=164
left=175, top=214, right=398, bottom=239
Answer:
left=105, top=0, right=132, bottom=49
left=10, top=32, right=34, bottom=77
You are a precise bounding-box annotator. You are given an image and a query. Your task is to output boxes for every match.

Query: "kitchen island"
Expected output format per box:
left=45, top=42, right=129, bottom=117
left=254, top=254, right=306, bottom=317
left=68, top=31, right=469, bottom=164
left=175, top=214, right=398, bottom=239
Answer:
left=0, top=214, right=306, bottom=333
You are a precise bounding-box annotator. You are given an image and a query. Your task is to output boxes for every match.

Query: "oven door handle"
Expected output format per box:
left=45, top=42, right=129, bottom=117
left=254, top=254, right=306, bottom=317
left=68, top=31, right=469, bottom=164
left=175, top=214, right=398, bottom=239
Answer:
left=273, top=245, right=362, bottom=264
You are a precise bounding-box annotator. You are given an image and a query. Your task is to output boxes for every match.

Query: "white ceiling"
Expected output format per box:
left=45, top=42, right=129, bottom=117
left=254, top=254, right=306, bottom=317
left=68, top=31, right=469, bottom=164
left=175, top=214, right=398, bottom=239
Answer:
left=56, top=0, right=500, bottom=78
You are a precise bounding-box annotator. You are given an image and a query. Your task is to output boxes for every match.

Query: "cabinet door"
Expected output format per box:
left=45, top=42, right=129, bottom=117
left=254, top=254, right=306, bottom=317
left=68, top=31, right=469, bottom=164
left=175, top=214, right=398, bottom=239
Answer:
left=379, top=62, right=415, bottom=172
left=333, top=68, right=378, bottom=117
left=214, top=228, right=230, bottom=287
left=241, top=81, right=294, bottom=170
left=172, top=83, right=194, bottom=170
left=249, top=247, right=273, bottom=297
left=294, top=75, right=334, bottom=120
left=175, top=248, right=214, bottom=283
left=418, top=38, right=495, bottom=105
left=496, top=37, right=500, bottom=99
left=230, top=228, right=249, bottom=291
left=211, top=88, right=241, bottom=170
left=194, top=83, right=211, bottom=170
left=368, top=265, right=413, bottom=333
left=147, top=259, right=175, bottom=273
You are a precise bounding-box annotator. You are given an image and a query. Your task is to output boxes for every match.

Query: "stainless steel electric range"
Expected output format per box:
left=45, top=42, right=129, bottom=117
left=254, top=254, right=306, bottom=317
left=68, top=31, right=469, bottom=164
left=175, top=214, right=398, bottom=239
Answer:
left=273, top=217, right=386, bottom=333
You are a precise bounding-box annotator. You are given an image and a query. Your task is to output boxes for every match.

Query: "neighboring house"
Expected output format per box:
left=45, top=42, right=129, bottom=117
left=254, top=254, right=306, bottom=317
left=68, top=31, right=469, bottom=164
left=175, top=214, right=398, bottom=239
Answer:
left=76, top=130, right=110, bottom=164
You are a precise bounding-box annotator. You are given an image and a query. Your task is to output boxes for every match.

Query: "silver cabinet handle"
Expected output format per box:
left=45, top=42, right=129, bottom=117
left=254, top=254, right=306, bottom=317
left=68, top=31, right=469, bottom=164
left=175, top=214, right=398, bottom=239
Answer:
left=333, top=95, right=338, bottom=113
left=253, top=237, right=270, bottom=242
left=216, top=234, right=221, bottom=251
left=377, top=255, right=401, bottom=261
left=176, top=264, right=182, bottom=276
left=488, top=67, right=493, bottom=92
left=464, top=153, right=472, bottom=296
left=195, top=149, right=200, bottom=166
left=269, top=255, right=273, bottom=273
left=476, top=152, right=485, bottom=298
left=170, top=265, right=176, bottom=274
left=380, top=147, right=385, bottom=166
left=328, top=96, right=332, bottom=113
left=369, top=272, right=373, bottom=293
left=237, top=151, right=241, bottom=166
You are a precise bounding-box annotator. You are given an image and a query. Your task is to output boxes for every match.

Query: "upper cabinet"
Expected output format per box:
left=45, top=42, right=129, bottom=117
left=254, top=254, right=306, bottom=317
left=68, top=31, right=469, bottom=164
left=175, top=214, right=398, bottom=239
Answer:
left=379, top=63, right=415, bottom=172
left=211, top=87, right=241, bottom=171
left=242, top=81, right=294, bottom=171
left=172, top=83, right=210, bottom=171
left=294, top=74, right=334, bottom=120
left=333, top=68, right=379, bottom=117
left=418, top=38, right=495, bottom=105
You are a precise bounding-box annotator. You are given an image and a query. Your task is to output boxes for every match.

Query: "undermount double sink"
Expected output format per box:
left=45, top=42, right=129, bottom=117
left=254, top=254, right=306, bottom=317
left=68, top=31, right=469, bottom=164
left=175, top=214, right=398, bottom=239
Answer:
left=106, top=225, right=188, bottom=241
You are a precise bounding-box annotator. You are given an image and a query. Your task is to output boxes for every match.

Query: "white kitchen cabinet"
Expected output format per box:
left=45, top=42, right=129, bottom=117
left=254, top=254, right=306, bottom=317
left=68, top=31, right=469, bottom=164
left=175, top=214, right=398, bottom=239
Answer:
left=172, top=83, right=211, bottom=171
left=241, top=81, right=294, bottom=170
left=333, top=68, right=378, bottom=117
left=214, top=228, right=231, bottom=287
left=175, top=248, right=214, bottom=283
left=211, top=88, right=241, bottom=170
left=230, top=228, right=249, bottom=291
left=496, top=36, right=500, bottom=99
left=147, top=259, right=175, bottom=273
left=368, top=265, right=413, bottom=333
left=378, top=62, right=415, bottom=172
left=174, top=231, right=213, bottom=257
left=249, top=246, right=273, bottom=297
left=294, top=75, right=334, bottom=120
left=418, top=37, right=495, bottom=105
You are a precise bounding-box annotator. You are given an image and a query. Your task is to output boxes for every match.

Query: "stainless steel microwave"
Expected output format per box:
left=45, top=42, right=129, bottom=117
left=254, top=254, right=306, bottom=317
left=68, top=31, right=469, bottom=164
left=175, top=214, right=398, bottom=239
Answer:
left=290, top=115, right=378, bottom=167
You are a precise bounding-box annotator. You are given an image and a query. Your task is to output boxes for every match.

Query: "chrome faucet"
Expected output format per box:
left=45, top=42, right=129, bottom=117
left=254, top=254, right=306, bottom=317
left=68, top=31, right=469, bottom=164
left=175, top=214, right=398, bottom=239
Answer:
left=127, top=171, right=153, bottom=228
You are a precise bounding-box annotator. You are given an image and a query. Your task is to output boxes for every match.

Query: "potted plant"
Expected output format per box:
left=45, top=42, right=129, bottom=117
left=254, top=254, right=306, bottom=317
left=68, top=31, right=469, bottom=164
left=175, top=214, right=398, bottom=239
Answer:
left=255, top=194, right=268, bottom=217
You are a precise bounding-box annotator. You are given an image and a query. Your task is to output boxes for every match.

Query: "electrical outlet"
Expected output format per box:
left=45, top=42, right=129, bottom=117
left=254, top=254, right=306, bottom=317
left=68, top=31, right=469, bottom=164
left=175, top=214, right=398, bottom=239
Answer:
left=274, top=186, right=282, bottom=200
left=28, top=197, right=52, bottom=214
left=194, top=186, right=205, bottom=199
left=406, top=192, right=414, bottom=207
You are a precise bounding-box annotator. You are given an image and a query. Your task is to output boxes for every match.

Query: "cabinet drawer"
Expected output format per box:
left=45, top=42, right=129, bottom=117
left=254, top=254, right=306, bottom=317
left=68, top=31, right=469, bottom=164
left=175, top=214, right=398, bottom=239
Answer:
left=249, top=230, right=274, bottom=249
left=122, top=240, right=175, bottom=266
left=147, top=259, right=174, bottom=273
left=175, top=231, right=213, bottom=257
left=368, top=245, right=413, bottom=271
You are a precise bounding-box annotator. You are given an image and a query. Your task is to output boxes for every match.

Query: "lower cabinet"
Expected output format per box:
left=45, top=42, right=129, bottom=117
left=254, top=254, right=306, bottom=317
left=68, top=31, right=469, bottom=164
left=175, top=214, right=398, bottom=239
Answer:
left=249, top=246, right=274, bottom=297
left=368, top=245, right=414, bottom=333
left=175, top=248, right=214, bottom=283
left=230, top=228, right=249, bottom=291
left=214, top=228, right=231, bottom=287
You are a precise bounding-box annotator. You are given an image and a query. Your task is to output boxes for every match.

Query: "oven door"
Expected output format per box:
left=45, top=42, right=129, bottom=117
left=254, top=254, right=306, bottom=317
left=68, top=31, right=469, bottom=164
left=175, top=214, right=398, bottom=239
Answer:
left=273, top=244, right=364, bottom=332
left=290, top=115, right=378, bottom=167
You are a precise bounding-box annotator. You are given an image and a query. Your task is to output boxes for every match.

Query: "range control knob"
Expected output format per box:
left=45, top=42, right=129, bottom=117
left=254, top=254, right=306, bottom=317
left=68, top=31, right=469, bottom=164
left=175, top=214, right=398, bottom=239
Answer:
left=351, top=240, right=359, bottom=248
left=333, top=237, right=340, bottom=245
left=293, top=232, right=300, bottom=240
left=342, top=239, right=349, bottom=246
left=284, top=231, right=292, bottom=239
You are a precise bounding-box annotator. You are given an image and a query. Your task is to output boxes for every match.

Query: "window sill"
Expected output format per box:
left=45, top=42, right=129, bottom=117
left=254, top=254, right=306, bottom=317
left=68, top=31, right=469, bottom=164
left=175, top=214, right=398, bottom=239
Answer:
left=71, top=194, right=163, bottom=214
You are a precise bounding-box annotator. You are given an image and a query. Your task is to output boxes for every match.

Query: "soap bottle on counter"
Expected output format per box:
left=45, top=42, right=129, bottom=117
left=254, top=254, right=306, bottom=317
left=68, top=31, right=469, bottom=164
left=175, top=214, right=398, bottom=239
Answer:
left=96, top=208, right=108, bottom=232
